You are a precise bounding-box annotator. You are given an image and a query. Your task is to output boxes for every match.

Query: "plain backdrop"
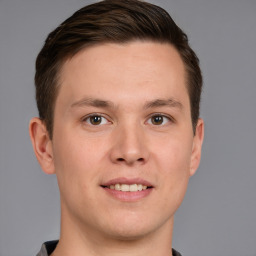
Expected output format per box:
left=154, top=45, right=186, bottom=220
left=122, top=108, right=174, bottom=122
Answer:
left=0, top=1, right=256, bottom=256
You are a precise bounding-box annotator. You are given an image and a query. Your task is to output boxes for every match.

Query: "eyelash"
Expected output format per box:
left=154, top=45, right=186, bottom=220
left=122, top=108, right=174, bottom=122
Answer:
left=81, top=113, right=174, bottom=126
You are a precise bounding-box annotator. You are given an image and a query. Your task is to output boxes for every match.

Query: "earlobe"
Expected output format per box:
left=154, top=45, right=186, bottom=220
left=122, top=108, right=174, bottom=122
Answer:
left=189, top=118, right=204, bottom=176
left=29, top=117, right=55, bottom=174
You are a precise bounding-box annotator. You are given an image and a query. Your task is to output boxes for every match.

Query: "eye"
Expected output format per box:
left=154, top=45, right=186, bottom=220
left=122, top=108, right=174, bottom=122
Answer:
left=83, top=115, right=109, bottom=125
left=147, top=114, right=171, bottom=125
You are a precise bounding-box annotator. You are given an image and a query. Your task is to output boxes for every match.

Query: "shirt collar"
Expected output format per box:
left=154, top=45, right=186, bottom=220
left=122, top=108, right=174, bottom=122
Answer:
left=37, top=240, right=58, bottom=256
left=37, top=240, right=182, bottom=256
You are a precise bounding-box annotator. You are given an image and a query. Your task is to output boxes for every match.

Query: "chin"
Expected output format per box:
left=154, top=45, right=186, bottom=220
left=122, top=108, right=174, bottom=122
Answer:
left=100, top=213, right=171, bottom=241
left=106, top=226, right=153, bottom=241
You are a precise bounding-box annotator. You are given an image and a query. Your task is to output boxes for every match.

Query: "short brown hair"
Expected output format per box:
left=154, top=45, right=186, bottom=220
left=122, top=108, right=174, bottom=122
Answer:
left=35, top=0, right=202, bottom=138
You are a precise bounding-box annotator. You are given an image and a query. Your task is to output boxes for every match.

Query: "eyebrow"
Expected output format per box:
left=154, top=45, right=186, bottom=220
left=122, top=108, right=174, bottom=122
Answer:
left=71, top=97, right=115, bottom=109
left=71, top=97, right=183, bottom=110
left=144, top=98, right=183, bottom=110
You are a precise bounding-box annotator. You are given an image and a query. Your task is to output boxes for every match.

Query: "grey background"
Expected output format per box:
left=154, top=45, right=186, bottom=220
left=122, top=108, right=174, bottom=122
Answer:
left=0, top=0, right=256, bottom=256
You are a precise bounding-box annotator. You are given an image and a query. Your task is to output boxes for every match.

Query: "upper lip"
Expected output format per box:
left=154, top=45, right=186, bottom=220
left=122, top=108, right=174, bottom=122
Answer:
left=101, top=177, right=154, bottom=187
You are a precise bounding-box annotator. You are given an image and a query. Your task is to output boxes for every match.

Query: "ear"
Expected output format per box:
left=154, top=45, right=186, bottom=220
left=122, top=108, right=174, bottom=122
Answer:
left=29, top=117, right=55, bottom=174
left=189, top=118, right=204, bottom=176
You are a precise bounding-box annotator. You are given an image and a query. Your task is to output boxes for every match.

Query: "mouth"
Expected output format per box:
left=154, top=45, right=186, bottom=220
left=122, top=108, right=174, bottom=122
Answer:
left=100, top=178, right=154, bottom=201
left=101, top=183, right=153, bottom=192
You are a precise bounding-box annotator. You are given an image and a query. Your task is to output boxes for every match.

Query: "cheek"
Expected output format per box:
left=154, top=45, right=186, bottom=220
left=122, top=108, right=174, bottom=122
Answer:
left=153, top=134, right=192, bottom=173
left=152, top=136, right=192, bottom=202
left=54, top=130, right=106, bottom=169
left=52, top=135, right=101, bottom=198
left=52, top=129, right=114, bottom=197
left=159, top=144, right=191, bottom=193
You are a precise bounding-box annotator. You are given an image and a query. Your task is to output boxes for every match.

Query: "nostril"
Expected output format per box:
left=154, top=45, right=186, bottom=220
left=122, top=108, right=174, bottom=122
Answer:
left=116, top=157, right=145, bottom=164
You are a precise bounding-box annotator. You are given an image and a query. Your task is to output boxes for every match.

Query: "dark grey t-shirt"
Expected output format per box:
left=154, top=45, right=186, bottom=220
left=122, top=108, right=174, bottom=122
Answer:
left=37, top=240, right=182, bottom=256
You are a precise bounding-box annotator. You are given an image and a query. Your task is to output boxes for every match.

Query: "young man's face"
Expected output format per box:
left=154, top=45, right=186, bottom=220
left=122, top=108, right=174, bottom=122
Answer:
left=31, top=41, right=203, bottom=240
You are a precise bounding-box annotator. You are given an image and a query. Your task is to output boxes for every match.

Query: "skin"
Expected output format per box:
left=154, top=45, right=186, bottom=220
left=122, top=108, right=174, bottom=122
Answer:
left=30, top=41, right=204, bottom=256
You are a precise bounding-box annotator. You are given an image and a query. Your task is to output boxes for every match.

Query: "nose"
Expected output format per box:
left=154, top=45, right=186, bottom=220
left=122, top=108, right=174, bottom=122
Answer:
left=109, top=123, right=149, bottom=166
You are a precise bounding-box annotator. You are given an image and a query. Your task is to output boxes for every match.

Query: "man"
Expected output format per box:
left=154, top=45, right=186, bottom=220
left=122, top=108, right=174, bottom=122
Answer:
left=29, top=0, right=204, bottom=255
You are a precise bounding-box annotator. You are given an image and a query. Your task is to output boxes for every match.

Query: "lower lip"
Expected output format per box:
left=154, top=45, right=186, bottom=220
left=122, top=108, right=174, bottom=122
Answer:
left=102, top=187, right=153, bottom=201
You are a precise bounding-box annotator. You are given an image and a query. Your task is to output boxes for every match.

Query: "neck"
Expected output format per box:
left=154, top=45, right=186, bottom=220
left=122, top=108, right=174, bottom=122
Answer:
left=51, top=204, right=174, bottom=256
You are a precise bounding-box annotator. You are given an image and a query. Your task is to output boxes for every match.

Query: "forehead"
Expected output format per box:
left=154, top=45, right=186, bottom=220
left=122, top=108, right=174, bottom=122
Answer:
left=61, top=41, right=185, bottom=78
left=57, top=41, right=188, bottom=109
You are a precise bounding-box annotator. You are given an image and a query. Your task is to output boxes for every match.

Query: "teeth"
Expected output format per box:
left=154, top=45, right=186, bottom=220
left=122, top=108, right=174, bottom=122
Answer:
left=115, top=184, right=121, bottom=191
left=108, top=184, right=149, bottom=192
left=129, top=184, right=137, bottom=192
left=121, top=184, right=130, bottom=192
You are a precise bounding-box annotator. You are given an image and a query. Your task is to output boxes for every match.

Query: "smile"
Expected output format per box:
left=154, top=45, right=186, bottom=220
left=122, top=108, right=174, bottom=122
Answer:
left=101, top=178, right=154, bottom=201
left=106, top=184, right=149, bottom=192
